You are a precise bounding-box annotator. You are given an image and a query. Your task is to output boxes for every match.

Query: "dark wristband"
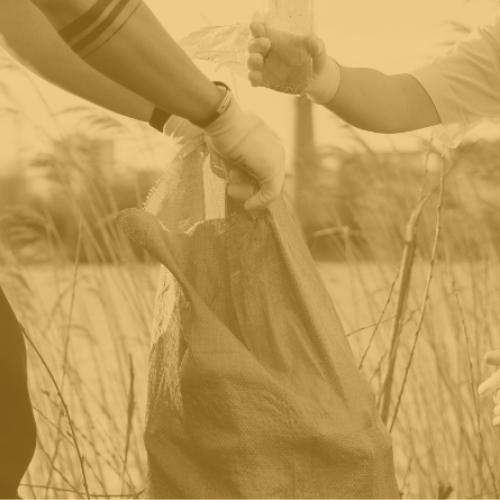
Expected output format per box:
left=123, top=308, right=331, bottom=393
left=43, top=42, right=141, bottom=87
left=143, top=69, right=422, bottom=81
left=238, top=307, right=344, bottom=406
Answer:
left=149, top=107, right=172, bottom=133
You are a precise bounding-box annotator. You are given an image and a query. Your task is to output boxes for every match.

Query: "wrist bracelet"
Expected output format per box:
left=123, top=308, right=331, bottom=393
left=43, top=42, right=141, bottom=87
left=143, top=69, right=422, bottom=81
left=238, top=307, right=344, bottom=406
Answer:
left=149, top=81, right=231, bottom=132
left=190, top=81, right=232, bottom=129
left=149, top=107, right=172, bottom=133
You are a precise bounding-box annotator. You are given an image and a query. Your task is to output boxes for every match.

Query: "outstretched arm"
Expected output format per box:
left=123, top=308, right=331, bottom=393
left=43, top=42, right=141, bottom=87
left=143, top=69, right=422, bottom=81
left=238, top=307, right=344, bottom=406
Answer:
left=324, top=67, right=440, bottom=134
left=0, top=0, right=154, bottom=121
left=248, top=22, right=440, bottom=134
left=30, top=0, right=222, bottom=126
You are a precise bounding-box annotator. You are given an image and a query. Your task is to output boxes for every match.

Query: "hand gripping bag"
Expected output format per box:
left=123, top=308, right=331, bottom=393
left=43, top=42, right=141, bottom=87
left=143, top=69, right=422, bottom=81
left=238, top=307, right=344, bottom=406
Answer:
left=117, top=117, right=399, bottom=499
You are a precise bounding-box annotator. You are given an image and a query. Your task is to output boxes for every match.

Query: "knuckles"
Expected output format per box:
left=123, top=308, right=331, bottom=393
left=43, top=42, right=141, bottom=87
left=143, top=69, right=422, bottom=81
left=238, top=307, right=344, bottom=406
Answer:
left=248, top=37, right=271, bottom=55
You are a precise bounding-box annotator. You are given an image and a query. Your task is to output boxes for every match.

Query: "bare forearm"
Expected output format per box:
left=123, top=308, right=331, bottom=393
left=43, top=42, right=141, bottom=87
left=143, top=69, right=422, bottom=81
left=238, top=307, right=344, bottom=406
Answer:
left=323, top=66, right=440, bottom=134
left=32, top=0, right=221, bottom=125
left=1, top=0, right=154, bottom=121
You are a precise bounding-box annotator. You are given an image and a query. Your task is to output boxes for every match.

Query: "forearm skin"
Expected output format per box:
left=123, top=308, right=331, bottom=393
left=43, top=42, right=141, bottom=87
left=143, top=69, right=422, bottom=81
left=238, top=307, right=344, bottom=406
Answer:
left=323, top=66, right=441, bottom=134
left=0, top=0, right=154, bottom=121
left=31, top=0, right=222, bottom=125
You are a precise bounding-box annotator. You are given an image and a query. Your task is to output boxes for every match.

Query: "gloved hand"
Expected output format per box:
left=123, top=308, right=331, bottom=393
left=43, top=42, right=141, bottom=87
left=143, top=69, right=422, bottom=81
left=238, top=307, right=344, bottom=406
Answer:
left=203, top=91, right=285, bottom=211
left=478, top=349, right=500, bottom=427
left=164, top=113, right=277, bottom=211
left=247, top=13, right=341, bottom=104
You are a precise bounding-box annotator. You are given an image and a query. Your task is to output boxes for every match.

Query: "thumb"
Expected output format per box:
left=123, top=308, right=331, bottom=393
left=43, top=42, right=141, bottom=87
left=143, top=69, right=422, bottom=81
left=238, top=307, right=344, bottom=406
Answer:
left=478, top=368, right=500, bottom=396
left=244, top=181, right=281, bottom=212
left=485, top=350, right=500, bottom=366
left=306, top=34, right=328, bottom=73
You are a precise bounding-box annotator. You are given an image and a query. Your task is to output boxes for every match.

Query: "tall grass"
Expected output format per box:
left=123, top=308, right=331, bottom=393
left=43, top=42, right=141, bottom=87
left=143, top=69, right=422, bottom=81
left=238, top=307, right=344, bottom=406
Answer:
left=2, top=55, right=500, bottom=499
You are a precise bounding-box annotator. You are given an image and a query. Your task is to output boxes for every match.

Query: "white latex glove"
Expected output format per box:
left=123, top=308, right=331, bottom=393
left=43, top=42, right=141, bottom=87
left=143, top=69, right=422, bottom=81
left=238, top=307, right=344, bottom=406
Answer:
left=203, top=93, right=285, bottom=212
left=164, top=114, right=274, bottom=210
left=247, top=13, right=341, bottom=104
left=478, top=349, right=500, bottom=427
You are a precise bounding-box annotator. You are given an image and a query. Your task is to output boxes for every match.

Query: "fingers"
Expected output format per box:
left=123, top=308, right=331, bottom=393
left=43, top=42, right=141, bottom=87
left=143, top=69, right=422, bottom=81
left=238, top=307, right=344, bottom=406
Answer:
left=227, top=168, right=256, bottom=207
left=480, top=353, right=500, bottom=428
left=228, top=167, right=252, bottom=184
left=247, top=38, right=270, bottom=87
left=495, top=389, right=500, bottom=404
left=252, top=11, right=263, bottom=23
left=244, top=189, right=273, bottom=212
left=479, top=350, right=500, bottom=397
left=247, top=53, right=264, bottom=71
left=227, top=183, right=256, bottom=204
left=306, top=33, right=324, bottom=56
left=478, top=368, right=500, bottom=396
left=306, top=33, right=329, bottom=73
left=227, top=169, right=256, bottom=212
left=250, top=21, right=266, bottom=38
left=250, top=12, right=265, bottom=37
left=490, top=394, right=500, bottom=428
left=248, top=37, right=271, bottom=56
left=248, top=71, right=263, bottom=87
left=485, top=349, right=500, bottom=366
left=244, top=172, right=284, bottom=212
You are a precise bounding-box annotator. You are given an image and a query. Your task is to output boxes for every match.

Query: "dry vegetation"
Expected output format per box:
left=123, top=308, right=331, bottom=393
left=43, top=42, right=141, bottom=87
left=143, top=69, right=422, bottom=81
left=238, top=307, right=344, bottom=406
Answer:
left=2, top=42, right=500, bottom=500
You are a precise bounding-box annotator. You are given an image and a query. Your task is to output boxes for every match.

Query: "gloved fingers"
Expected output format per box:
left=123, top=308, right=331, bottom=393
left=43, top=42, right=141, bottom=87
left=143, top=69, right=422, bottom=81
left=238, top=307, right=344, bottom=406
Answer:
left=244, top=173, right=284, bottom=212
left=247, top=53, right=264, bottom=71
left=493, top=412, right=500, bottom=428
left=228, top=167, right=253, bottom=184
left=493, top=404, right=500, bottom=416
left=244, top=188, right=272, bottom=212
left=227, top=182, right=256, bottom=204
left=248, top=71, right=264, bottom=87
left=248, top=37, right=271, bottom=56
left=485, top=350, right=500, bottom=366
left=478, top=368, right=500, bottom=396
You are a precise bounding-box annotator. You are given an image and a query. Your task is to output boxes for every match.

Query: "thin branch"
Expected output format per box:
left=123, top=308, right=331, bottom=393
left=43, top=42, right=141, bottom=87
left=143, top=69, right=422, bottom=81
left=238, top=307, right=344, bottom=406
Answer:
left=389, top=155, right=445, bottom=431
left=22, top=325, right=91, bottom=500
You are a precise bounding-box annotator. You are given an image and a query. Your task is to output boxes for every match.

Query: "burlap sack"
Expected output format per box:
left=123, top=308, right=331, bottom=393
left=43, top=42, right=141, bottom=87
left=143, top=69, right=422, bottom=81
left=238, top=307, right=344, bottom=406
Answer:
left=117, top=118, right=399, bottom=499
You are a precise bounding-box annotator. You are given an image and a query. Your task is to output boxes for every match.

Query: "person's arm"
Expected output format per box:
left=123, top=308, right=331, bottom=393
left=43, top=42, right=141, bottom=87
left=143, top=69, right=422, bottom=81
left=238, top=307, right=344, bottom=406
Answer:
left=0, top=0, right=154, bottom=121
left=30, top=0, right=222, bottom=126
left=0, top=0, right=285, bottom=211
left=31, top=0, right=286, bottom=211
left=248, top=21, right=440, bottom=135
left=324, top=68, right=440, bottom=134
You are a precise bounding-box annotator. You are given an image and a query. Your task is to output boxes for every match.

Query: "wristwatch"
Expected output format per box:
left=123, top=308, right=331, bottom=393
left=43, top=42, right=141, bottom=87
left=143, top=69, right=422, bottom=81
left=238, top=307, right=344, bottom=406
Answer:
left=148, top=81, right=231, bottom=133
left=191, top=81, right=231, bottom=128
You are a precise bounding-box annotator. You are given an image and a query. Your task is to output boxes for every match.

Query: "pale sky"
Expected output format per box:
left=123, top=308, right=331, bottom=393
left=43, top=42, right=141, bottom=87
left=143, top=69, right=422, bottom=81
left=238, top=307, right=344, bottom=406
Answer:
left=0, top=0, right=499, bottom=172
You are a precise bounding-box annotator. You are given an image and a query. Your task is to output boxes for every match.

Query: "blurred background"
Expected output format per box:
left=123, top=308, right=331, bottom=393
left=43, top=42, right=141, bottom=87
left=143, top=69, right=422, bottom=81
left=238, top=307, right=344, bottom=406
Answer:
left=3, top=0, right=500, bottom=498
left=1, top=0, right=500, bottom=263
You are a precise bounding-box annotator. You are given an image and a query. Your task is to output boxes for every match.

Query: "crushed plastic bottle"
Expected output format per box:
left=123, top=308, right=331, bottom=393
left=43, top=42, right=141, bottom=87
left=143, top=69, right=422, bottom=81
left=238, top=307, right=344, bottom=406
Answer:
left=263, top=0, right=313, bottom=94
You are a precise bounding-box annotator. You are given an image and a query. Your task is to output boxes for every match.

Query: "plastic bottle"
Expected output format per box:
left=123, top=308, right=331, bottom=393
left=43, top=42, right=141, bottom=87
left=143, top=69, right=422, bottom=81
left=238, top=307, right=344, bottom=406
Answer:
left=263, top=0, right=313, bottom=94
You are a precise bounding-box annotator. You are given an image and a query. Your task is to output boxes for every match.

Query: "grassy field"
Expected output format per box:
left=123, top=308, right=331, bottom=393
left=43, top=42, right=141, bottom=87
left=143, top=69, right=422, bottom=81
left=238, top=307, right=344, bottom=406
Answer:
left=2, top=250, right=500, bottom=498
left=2, top=46, right=500, bottom=499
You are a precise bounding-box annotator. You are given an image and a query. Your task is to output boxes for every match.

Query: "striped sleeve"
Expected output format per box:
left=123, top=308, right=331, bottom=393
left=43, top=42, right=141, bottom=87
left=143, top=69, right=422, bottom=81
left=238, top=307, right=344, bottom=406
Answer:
left=58, top=0, right=142, bottom=58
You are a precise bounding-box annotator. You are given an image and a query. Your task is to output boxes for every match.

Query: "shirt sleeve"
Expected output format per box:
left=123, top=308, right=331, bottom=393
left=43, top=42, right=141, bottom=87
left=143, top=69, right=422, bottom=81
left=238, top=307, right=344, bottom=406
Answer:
left=409, top=18, right=500, bottom=147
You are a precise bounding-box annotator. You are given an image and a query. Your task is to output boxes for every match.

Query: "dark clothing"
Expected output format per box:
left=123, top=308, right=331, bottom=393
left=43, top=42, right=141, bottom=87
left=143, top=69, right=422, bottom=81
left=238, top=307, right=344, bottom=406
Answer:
left=0, top=286, right=36, bottom=499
